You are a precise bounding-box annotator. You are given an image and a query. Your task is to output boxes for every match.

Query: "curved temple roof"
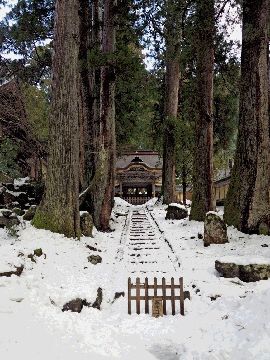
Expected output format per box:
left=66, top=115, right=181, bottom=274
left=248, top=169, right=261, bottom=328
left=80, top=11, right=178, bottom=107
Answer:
left=116, top=151, right=163, bottom=170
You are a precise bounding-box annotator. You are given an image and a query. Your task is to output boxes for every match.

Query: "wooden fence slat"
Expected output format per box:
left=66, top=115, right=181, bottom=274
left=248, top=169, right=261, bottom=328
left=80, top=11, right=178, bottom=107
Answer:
left=128, top=277, right=185, bottom=315
left=162, top=277, right=167, bottom=315
left=128, top=277, right=131, bottom=315
left=131, top=284, right=182, bottom=289
left=130, top=295, right=182, bottom=301
left=136, top=277, right=140, bottom=314
left=154, top=277, right=157, bottom=298
left=145, top=277, right=149, bottom=314
left=180, top=277, right=184, bottom=316
left=171, top=277, right=175, bottom=315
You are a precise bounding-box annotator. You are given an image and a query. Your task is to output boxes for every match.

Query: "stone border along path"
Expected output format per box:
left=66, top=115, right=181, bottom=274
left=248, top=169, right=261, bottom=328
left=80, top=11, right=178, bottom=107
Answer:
left=118, top=205, right=180, bottom=275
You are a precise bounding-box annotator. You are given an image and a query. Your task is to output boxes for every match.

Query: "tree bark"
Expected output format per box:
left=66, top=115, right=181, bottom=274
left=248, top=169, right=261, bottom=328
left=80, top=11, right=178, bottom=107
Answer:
left=78, top=0, right=92, bottom=190
left=162, top=0, right=182, bottom=205
left=189, top=0, right=215, bottom=221
left=32, top=0, right=81, bottom=238
left=98, top=0, right=116, bottom=230
left=78, top=0, right=104, bottom=229
left=224, top=0, right=270, bottom=233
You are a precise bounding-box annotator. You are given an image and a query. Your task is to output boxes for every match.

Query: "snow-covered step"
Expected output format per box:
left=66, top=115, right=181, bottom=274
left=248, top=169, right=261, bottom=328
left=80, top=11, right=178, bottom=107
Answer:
left=121, top=206, right=177, bottom=275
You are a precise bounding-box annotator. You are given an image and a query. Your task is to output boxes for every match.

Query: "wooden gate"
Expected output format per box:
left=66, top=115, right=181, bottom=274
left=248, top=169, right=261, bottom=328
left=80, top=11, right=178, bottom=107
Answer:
left=128, top=277, right=185, bottom=316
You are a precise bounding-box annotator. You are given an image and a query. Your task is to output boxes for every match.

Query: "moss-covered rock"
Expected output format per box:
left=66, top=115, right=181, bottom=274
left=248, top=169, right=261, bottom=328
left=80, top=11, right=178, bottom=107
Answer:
left=88, top=255, right=102, bottom=265
left=12, top=208, right=25, bottom=216
left=165, top=203, right=188, bottom=220
left=258, top=222, right=270, bottom=236
left=0, top=209, right=20, bottom=228
left=215, top=258, right=270, bottom=282
left=80, top=212, right=93, bottom=237
left=23, top=205, right=37, bottom=221
left=204, top=212, right=228, bottom=246
left=34, top=248, right=43, bottom=257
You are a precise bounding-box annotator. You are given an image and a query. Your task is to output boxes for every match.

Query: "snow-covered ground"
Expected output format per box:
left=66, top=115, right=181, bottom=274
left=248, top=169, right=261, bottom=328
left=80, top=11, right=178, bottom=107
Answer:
left=0, top=198, right=270, bottom=359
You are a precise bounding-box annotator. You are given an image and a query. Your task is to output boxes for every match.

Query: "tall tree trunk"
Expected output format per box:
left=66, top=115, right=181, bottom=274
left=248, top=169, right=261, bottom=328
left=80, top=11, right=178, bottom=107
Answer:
left=162, top=0, right=182, bottom=205
left=86, top=0, right=104, bottom=226
left=78, top=0, right=92, bottom=190
left=78, top=0, right=116, bottom=231
left=182, top=165, right=187, bottom=205
left=78, top=0, right=104, bottom=228
left=98, top=0, right=116, bottom=230
left=224, top=0, right=270, bottom=234
left=33, top=0, right=81, bottom=238
left=189, top=0, right=215, bottom=221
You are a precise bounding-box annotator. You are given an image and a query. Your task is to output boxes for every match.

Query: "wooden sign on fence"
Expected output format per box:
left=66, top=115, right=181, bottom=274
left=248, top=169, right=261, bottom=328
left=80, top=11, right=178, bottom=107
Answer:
left=128, top=277, right=185, bottom=316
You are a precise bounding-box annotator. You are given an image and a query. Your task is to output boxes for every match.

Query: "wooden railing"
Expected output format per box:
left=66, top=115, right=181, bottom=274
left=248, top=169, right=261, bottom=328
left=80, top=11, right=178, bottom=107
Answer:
left=123, top=196, right=151, bottom=205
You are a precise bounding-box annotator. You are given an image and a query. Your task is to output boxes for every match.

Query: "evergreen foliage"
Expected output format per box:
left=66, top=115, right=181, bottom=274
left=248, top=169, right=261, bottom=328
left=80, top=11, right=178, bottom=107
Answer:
left=0, top=137, right=21, bottom=178
left=0, top=0, right=53, bottom=83
left=23, top=83, right=49, bottom=142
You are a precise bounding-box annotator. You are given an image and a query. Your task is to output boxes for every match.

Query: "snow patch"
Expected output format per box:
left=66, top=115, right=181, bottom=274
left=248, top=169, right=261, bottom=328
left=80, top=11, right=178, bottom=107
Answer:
left=0, top=201, right=270, bottom=359
left=216, top=256, right=270, bottom=265
left=206, top=210, right=220, bottom=216
left=14, top=177, right=30, bottom=186
left=168, top=203, right=186, bottom=210
left=114, top=196, right=131, bottom=207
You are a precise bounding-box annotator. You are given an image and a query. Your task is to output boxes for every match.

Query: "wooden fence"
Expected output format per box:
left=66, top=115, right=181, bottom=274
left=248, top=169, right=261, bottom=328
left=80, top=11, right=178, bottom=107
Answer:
left=123, top=196, right=151, bottom=205
left=128, top=277, right=185, bottom=316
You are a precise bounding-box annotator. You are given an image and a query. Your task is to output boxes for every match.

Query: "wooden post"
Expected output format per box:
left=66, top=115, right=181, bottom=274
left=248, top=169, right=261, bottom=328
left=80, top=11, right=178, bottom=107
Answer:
left=128, top=277, right=131, bottom=315
left=162, top=277, right=167, bottom=315
left=154, top=277, right=157, bottom=298
left=180, top=277, right=184, bottom=316
left=145, top=277, right=149, bottom=314
left=171, top=277, right=175, bottom=315
left=136, top=277, right=140, bottom=314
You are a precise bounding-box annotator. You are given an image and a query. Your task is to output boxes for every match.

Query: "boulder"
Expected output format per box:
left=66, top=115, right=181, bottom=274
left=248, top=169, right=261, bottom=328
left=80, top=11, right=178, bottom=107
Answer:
left=12, top=208, right=25, bottom=216
left=5, top=183, right=15, bottom=191
left=204, top=212, right=228, bottom=246
left=215, top=260, right=239, bottom=278
left=92, top=288, right=103, bottom=310
left=165, top=203, right=188, bottom=220
left=88, top=255, right=102, bottom=265
left=62, top=298, right=84, bottom=313
left=258, top=222, right=270, bottom=236
left=1, top=209, right=12, bottom=218
left=17, top=192, right=29, bottom=208
left=215, top=258, right=270, bottom=282
left=18, top=182, right=44, bottom=204
left=112, top=291, right=125, bottom=303
left=2, top=189, right=17, bottom=205
left=23, top=205, right=36, bottom=221
left=0, top=265, right=24, bottom=277
left=62, top=289, right=103, bottom=313
left=34, top=248, right=43, bottom=257
left=0, top=209, right=20, bottom=228
left=80, top=212, right=94, bottom=237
